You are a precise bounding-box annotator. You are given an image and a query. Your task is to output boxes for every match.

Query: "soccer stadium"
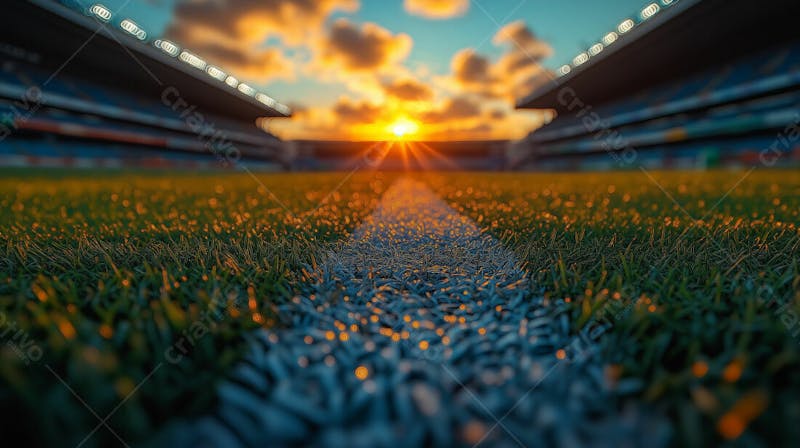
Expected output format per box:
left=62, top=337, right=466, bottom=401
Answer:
left=1, top=1, right=798, bottom=447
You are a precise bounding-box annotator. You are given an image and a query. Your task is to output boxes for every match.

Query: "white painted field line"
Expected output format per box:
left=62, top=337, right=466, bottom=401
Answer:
left=161, top=178, right=666, bottom=448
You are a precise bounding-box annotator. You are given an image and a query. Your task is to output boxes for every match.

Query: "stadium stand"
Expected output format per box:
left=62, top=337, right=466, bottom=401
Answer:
left=512, top=0, right=800, bottom=171
left=0, top=0, right=293, bottom=170
left=293, top=140, right=508, bottom=171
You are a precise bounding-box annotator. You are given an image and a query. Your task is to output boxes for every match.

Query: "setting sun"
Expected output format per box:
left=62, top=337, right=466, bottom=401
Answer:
left=389, top=118, right=420, bottom=139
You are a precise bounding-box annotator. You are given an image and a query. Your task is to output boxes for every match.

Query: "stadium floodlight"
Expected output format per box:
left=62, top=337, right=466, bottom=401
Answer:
left=153, top=39, right=180, bottom=57
left=557, top=65, right=571, bottom=76
left=179, top=51, right=206, bottom=70
left=237, top=83, right=256, bottom=96
left=617, top=18, right=635, bottom=34
left=602, top=31, right=618, bottom=46
left=572, top=52, right=589, bottom=66
left=640, top=3, right=661, bottom=20
left=588, top=43, right=604, bottom=56
left=120, top=19, right=147, bottom=41
left=225, top=76, right=239, bottom=88
left=89, top=4, right=112, bottom=22
left=275, top=103, right=292, bottom=115
left=661, top=0, right=675, bottom=5
left=206, top=66, right=227, bottom=81
left=256, top=92, right=277, bottom=108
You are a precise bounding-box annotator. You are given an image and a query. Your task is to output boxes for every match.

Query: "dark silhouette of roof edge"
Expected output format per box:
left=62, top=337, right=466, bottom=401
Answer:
left=8, top=0, right=290, bottom=121
left=516, top=0, right=800, bottom=112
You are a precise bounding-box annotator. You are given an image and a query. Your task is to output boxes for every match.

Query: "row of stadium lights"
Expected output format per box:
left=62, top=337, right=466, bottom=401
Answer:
left=84, top=0, right=675, bottom=110
left=87, top=3, right=291, bottom=115
left=557, top=0, right=677, bottom=77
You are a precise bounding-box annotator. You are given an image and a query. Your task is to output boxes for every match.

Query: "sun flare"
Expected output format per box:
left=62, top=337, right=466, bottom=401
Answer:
left=389, top=118, right=420, bottom=140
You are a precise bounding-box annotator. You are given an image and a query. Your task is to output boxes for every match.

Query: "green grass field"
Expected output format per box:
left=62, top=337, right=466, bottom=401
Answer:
left=1, top=169, right=799, bottom=446
left=0, top=170, right=394, bottom=446
left=429, top=170, right=800, bottom=446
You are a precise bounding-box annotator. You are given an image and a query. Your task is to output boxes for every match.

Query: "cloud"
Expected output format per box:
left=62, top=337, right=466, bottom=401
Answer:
left=315, top=19, right=413, bottom=73
left=381, top=78, right=434, bottom=101
left=446, top=49, right=502, bottom=98
left=492, top=21, right=553, bottom=92
left=269, top=96, right=396, bottom=140
left=451, top=49, right=492, bottom=84
left=404, top=0, right=470, bottom=19
left=489, top=108, right=507, bottom=120
left=416, top=95, right=544, bottom=140
left=267, top=104, right=338, bottom=140
left=444, top=22, right=553, bottom=100
left=332, top=97, right=387, bottom=123
left=167, top=0, right=359, bottom=45
left=164, top=0, right=358, bottom=80
left=421, top=96, right=481, bottom=123
left=492, top=21, right=553, bottom=60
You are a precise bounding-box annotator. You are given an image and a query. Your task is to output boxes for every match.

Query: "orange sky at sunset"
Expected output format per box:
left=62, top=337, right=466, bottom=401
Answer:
left=164, top=0, right=556, bottom=141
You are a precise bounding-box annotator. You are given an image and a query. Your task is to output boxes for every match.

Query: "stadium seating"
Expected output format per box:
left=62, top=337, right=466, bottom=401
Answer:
left=512, top=39, right=800, bottom=170
left=1, top=0, right=290, bottom=170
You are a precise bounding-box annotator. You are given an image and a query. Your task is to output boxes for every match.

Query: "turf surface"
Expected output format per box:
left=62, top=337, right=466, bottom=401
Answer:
left=428, top=170, right=800, bottom=446
left=0, top=170, right=392, bottom=446
left=1, top=168, right=799, bottom=446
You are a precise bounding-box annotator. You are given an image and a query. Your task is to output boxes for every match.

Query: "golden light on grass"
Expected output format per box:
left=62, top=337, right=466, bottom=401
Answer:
left=717, top=390, right=769, bottom=440
left=99, top=324, right=114, bottom=339
left=57, top=318, right=76, bottom=340
left=354, top=365, right=369, bottom=380
left=462, top=420, right=488, bottom=445
left=723, top=359, right=743, bottom=383
left=692, top=360, right=709, bottom=378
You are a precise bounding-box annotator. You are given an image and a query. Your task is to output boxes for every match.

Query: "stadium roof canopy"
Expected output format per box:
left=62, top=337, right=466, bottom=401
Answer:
left=517, top=0, right=800, bottom=113
left=3, top=0, right=290, bottom=121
